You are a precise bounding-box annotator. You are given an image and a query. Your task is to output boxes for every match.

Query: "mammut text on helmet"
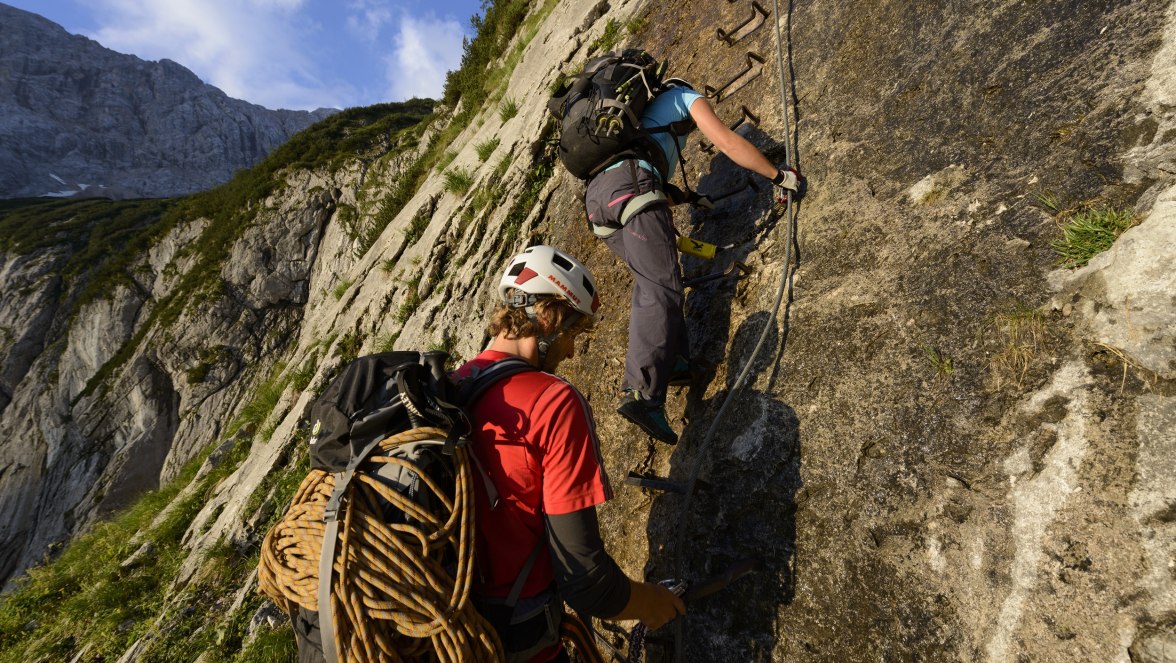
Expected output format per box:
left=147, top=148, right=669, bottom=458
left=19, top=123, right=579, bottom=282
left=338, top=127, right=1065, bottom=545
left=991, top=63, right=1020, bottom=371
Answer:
left=547, top=274, right=581, bottom=306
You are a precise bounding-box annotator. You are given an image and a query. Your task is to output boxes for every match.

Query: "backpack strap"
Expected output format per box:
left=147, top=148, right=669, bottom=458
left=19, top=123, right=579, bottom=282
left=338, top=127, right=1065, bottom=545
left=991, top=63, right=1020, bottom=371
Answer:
left=318, top=429, right=395, bottom=663
left=454, top=357, right=538, bottom=506
left=456, top=356, right=536, bottom=407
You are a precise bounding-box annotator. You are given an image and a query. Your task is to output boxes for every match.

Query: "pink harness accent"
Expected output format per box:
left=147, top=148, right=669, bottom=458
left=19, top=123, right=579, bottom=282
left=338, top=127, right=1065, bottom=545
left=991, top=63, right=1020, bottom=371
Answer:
left=608, top=193, right=636, bottom=208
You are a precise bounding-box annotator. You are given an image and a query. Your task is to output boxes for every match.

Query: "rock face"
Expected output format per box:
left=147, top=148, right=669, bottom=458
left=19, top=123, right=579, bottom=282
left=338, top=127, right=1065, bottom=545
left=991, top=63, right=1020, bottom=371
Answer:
left=0, top=3, right=335, bottom=199
left=0, top=0, right=1173, bottom=661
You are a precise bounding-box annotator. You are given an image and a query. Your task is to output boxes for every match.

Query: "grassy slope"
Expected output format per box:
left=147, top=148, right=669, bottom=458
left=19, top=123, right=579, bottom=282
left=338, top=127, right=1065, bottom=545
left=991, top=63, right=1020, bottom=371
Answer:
left=0, top=1, right=558, bottom=661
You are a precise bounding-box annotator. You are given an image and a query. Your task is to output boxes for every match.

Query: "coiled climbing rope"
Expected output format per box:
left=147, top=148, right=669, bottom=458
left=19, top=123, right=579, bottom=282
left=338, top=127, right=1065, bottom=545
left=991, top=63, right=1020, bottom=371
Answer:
left=258, top=427, right=504, bottom=663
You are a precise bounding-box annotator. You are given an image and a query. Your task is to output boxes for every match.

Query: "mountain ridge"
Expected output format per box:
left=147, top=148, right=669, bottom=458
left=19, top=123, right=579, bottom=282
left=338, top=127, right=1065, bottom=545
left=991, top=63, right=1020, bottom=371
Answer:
left=0, top=2, right=336, bottom=200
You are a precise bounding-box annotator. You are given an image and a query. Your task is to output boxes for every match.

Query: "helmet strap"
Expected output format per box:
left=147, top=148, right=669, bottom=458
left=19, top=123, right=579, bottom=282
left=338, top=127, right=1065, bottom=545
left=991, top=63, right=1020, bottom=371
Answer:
left=534, top=310, right=583, bottom=371
left=506, top=290, right=584, bottom=369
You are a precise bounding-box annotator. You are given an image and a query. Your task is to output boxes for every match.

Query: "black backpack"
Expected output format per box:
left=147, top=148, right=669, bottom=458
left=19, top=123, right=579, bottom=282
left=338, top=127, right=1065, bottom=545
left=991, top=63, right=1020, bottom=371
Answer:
left=259, top=351, right=535, bottom=663
left=548, top=49, right=681, bottom=180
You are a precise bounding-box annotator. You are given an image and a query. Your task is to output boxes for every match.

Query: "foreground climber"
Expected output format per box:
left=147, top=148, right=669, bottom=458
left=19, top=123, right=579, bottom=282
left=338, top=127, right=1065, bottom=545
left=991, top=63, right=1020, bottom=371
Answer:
left=452, top=245, right=685, bottom=662
left=552, top=50, right=805, bottom=444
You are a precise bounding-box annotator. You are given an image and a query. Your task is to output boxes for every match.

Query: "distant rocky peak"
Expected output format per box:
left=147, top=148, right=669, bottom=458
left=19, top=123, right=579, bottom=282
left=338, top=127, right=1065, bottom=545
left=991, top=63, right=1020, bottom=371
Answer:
left=0, top=2, right=337, bottom=200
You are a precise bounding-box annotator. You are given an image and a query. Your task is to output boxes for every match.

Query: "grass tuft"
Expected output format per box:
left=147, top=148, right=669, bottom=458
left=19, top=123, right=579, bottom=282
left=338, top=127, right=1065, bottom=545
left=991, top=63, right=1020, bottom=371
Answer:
left=987, top=303, right=1048, bottom=388
left=499, top=98, right=519, bottom=122
left=443, top=168, right=475, bottom=195
left=588, top=18, right=624, bottom=55
left=920, top=343, right=954, bottom=377
left=476, top=137, right=501, bottom=162
left=1051, top=205, right=1140, bottom=268
left=332, top=278, right=353, bottom=300
left=396, top=274, right=424, bottom=323
left=228, top=365, right=289, bottom=441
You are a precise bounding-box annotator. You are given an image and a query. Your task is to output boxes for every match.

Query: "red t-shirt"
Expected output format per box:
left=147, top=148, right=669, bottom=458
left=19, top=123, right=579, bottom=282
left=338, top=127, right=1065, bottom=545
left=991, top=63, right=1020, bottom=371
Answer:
left=452, top=350, right=613, bottom=601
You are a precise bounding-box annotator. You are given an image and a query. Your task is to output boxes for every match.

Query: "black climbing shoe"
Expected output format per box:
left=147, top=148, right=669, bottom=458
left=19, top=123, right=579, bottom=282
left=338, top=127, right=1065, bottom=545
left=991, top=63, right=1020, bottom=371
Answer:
left=617, top=390, right=678, bottom=445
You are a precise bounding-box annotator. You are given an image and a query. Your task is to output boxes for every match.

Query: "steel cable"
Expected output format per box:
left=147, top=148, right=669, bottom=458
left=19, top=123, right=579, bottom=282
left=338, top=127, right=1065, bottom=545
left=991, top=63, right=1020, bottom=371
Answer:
left=667, top=0, right=798, bottom=660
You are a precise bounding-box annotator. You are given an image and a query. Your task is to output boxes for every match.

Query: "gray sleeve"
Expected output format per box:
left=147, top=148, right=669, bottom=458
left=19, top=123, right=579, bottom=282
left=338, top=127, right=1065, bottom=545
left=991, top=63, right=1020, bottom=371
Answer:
left=545, top=507, right=631, bottom=618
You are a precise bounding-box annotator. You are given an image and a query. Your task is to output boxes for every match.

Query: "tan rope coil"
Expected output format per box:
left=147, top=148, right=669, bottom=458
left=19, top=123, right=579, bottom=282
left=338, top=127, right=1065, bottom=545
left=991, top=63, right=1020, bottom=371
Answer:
left=258, top=427, right=505, bottom=662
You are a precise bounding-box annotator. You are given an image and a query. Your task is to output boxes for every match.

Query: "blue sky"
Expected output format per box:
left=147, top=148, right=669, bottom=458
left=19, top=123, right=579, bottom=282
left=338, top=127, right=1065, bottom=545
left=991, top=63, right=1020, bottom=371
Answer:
left=7, top=0, right=483, bottom=111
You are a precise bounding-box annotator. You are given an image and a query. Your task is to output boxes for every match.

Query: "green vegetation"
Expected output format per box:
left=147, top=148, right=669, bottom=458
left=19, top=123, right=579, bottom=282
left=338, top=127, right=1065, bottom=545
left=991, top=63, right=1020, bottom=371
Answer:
left=404, top=206, right=432, bottom=246
left=332, top=278, right=354, bottom=300
left=0, top=197, right=175, bottom=314
left=443, top=168, right=475, bottom=195
left=498, top=125, right=557, bottom=252
left=921, top=343, right=955, bottom=377
left=1033, top=189, right=1062, bottom=213
left=336, top=330, right=364, bottom=365
left=264, top=100, right=433, bottom=173
left=397, top=274, right=424, bottom=323
left=588, top=18, right=624, bottom=55
left=245, top=438, right=310, bottom=541
left=494, top=154, right=513, bottom=179
left=228, top=364, right=290, bottom=442
left=988, top=302, right=1048, bottom=388
left=288, top=355, right=319, bottom=393
left=361, top=0, right=560, bottom=253
left=186, top=345, right=233, bottom=385
left=0, top=432, right=255, bottom=662
left=376, top=331, right=401, bottom=353
left=443, top=0, right=535, bottom=108
left=63, top=100, right=433, bottom=400
left=476, top=137, right=501, bottom=162
left=1051, top=205, right=1140, bottom=268
left=499, top=97, right=519, bottom=122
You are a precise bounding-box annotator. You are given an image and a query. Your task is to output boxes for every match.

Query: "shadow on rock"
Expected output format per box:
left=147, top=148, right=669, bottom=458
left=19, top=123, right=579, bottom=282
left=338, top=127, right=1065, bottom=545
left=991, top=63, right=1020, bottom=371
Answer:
left=641, top=313, right=803, bottom=661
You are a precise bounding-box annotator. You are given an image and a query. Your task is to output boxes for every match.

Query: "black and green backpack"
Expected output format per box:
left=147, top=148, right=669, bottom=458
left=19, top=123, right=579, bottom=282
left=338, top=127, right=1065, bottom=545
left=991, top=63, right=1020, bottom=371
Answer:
left=548, top=49, right=679, bottom=180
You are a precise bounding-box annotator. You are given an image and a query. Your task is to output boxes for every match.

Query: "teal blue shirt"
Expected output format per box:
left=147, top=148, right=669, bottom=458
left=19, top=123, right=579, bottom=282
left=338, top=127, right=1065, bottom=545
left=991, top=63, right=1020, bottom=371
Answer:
left=641, top=86, right=703, bottom=179
left=604, top=85, right=703, bottom=181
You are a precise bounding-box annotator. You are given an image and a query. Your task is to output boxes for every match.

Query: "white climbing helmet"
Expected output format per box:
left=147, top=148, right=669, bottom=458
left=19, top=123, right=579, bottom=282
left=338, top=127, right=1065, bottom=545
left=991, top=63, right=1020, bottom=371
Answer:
left=498, top=245, right=600, bottom=318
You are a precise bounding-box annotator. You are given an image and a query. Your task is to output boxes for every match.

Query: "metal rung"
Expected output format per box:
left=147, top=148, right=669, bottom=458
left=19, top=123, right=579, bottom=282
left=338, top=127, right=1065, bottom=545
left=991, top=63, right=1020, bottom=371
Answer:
left=624, top=471, right=687, bottom=494
left=683, top=261, right=752, bottom=288
left=716, top=1, right=769, bottom=46
left=703, top=52, right=767, bottom=102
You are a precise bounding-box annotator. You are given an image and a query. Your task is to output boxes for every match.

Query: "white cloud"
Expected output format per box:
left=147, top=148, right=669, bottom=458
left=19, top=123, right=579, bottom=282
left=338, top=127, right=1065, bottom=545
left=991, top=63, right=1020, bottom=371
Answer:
left=82, top=0, right=347, bottom=110
left=51, top=0, right=473, bottom=109
left=385, top=14, right=466, bottom=101
left=346, top=0, right=395, bottom=43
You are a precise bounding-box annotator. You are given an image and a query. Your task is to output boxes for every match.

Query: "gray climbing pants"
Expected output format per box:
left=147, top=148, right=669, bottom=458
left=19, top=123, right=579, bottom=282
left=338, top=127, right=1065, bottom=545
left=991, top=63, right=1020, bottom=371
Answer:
left=585, top=161, right=689, bottom=402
